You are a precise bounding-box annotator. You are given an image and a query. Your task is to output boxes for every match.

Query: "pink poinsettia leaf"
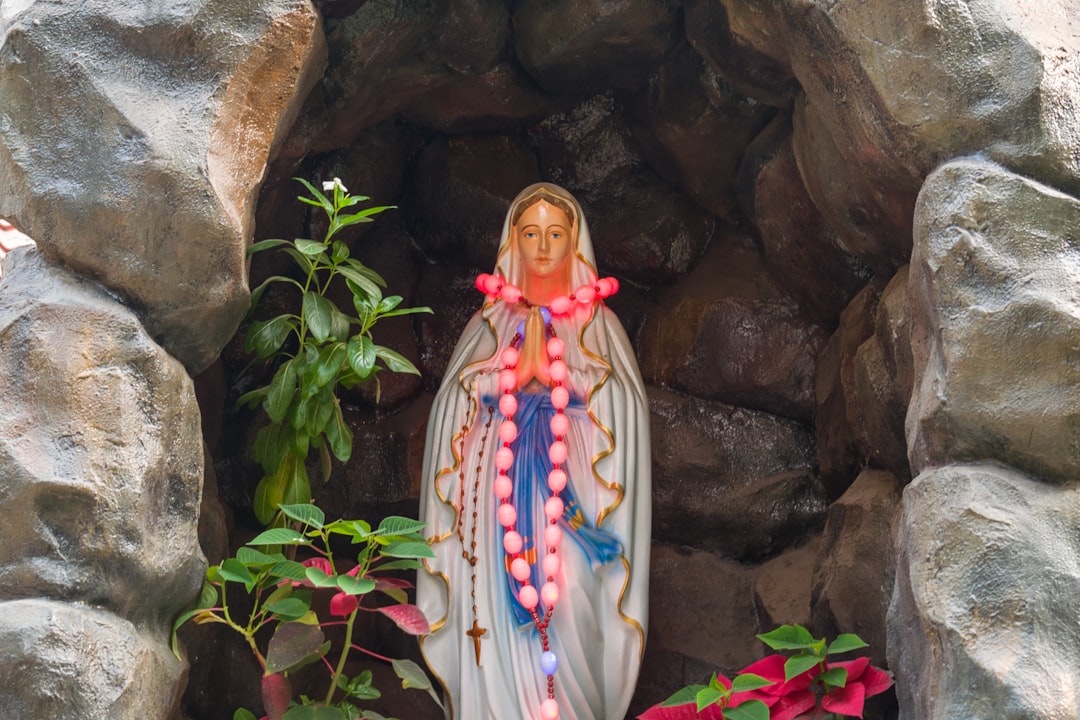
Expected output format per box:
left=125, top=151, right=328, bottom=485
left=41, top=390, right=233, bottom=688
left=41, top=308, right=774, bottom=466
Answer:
left=376, top=603, right=431, bottom=635
left=329, top=591, right=358, bottom=617
left=374, top=577, right=414, bottom=590
left=769, top=689, right=817, bottom=720
left=739, top=655, right=788, bottom=683
left=821, top=680, right=867, bottom=717
left=859, top=664, right=895, bottom=698
left=261, top=672, right=292, bottom=720
left=828, top=655, right=869, bottom=680
left=637, top=700, right=725, bottom=720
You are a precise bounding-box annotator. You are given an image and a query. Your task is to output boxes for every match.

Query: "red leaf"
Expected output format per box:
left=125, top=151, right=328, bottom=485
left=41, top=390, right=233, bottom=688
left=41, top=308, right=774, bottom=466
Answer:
left=376, top=604, right=431, bottom=635
left=769, top=690, right=817, bottom=720
left=330, top=591, right=358, bottom=617
left=636, top=701, right=726, bottom=720
left=822, top=681, right=867, bottom=717
left=374, top=577, right=414, bottom=590
left=859, top=664, right=895, bottom=698
left=261, top=673, right=292, bottom=720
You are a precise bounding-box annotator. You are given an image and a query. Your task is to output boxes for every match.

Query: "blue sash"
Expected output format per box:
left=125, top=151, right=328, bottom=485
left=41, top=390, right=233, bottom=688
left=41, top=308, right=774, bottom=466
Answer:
left=485, top=391, right=623, bottom=627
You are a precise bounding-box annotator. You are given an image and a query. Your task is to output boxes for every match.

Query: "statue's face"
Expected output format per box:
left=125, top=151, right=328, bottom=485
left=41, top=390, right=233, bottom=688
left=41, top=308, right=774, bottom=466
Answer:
left=515, top=200, right=573, bottom=282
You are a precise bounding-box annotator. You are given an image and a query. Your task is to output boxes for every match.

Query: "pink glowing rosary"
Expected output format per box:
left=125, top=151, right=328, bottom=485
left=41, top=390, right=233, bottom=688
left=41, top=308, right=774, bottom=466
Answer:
left=475, top=272, right=619, bottom=720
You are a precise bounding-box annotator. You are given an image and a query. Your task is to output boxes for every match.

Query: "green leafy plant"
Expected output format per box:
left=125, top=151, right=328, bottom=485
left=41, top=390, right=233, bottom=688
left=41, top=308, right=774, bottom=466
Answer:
left=172, top=502, right=442, bottom=720
left=639, top=624, right=892, bottom=720
left=238, top=178, right=431, bottom=525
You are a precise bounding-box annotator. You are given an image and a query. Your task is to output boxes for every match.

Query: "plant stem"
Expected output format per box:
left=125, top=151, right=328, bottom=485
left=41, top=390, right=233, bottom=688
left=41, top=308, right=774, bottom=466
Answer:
left=350, top=644, right=395, bottom=664
left=324, top=609, right=358, bottom=705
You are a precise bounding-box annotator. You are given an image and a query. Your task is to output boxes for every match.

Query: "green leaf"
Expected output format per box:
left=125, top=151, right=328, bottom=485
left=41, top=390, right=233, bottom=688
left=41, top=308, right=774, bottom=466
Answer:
left=757, top=624, right=817, bottom=651
left=338, top=266, right=383, bottom=301
left=659, top=685, right=706, bottom=707
left=331, top=240, right=349, bottom=262
left=236, top=386, right=269, bottom=410
left=266, top=597, right=312, bottom=619
left=278, top=503, right=325, bottom=529
left=827, top=633, right=869, bottom=656
left=374, top=345, right=420, bottom=375
left=266, top=621, right=327, bottom=674
left=245, top=315, right=294, bottom=360
left=724, top=699, right=771, bottom=720
left=265, top=361, right=297, bottom=424
left=218, top=558, right=256, bottom=591
left=269, top=560, right=309, bottom=583
left=314, top=343, right=346, bottom=387
left=282, top=459, right=312, bottom=507
left=305, top=566, right=338, bottom=588
left=294, top=238, right=327, bottom=257
left=329, top=306, right=350, bottom=342
left=695, top=686, right=724, bottom=711
left=380, top=541, right=436, bottom=559
left=247, top=238, right=292, bottom=255
left=730, top=673, right=774, bottom=693
left=347, top=335, right=376, bottom=379
left=249, top=528, right=310, bottom=546
left=233, top=708, right=259, bottom=720
left=253, top=423, right=287, bottom=475
left=784, top=653, right=822, bottom=682
left=236, top=547, right=280, bottom=567
left=392, top=658, right=443, bottom=710
left=303, top=292, right=335, bottom=343
left=377, top=305, right=433, bottom=319
left=371, top=558, right=422, bottom=572
left=293, top=177, right=334, bottom=215
left=196, top=580, right=219, bottom=609
left=376, top=516, right=427, bottom=536
left=249, top=274, right=303, bottom=311
left=337, top=574, right=376, bottom=596
left=376, top=295, right=403, bottom=313
left=283, top=707, right=347, bottom=720
left=325, top=403, right=353, bottom=463
left=819, top=666, right=849, bottom=688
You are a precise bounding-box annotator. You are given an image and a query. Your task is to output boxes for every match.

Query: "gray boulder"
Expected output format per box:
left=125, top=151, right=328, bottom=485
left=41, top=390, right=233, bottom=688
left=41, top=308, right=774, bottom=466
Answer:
left=907, top=159, right=1080, bottom=484
left=0, top=249, right=205, bottom=627
left=0, top=0, right=325, bottom=373
left=0, top=599, right=185, bottom=720
left=889, top=464, right=1080, bottom=720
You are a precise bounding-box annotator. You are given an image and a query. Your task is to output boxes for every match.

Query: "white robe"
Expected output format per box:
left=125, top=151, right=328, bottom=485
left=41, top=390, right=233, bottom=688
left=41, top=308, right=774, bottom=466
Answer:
left=417, top=184, right=651, bottom=720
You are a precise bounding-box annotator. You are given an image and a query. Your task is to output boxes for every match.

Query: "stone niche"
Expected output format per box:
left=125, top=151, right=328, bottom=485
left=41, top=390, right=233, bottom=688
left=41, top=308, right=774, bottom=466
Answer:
left=2, top=0, right=1079, bottom=719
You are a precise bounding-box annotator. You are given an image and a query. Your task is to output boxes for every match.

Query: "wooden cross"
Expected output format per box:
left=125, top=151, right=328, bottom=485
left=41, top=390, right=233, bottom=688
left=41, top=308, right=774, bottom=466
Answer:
left=466, top=619, right=487, bottom=665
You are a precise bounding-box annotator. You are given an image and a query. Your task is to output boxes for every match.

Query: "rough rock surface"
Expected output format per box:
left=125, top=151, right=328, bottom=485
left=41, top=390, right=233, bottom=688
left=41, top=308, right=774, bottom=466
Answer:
left=907, top=159, right=1080, bottom=484
left=0, top=599, right=185, bottom=720
left=889, top=464, right=1080, bottom=720
left=0, top=250, right=205, bottom=626
left=0, top=0, right=325, bottom=372
left=0, top=249, right=203, bottom=717
left=649, top=386, right=826, bottom=559
left=811, top=468, right=902, bottom=667
left=513, top=0, right=680, bottom=96
left=537, top=93, right=717, bottom=284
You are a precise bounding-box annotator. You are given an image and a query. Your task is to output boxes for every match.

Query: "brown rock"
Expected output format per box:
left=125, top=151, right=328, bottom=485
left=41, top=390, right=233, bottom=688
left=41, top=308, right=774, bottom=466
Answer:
left=752, top=537, right=821, bottom=632
left=684, top=0, right=798, bottom=106
left=792, top=93, right=917, bottom=277
left=316, top=0, right=517, bottom=149
left=403, top=133, right=541, bottom=267
left=512, top=0, right=680, bottom=96
left=737, top=112, right=873, bottom=326
left=811, top=468, right=902, bottom=667
left=814, top=282, right=880, bottom=497
left=851, top=267, right=913, bottom=480
left=628, top=40, right=776, bottom=221
left=649, top=386, right=825, bottom=559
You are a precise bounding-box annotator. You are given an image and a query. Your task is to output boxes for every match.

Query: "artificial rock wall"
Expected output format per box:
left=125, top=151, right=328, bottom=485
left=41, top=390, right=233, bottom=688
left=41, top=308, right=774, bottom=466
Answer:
left=2, top=1, right=1079, bottom=719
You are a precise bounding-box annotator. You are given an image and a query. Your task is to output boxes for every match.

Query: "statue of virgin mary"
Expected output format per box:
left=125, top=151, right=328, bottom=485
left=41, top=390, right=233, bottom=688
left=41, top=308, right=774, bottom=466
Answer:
left=417, top=183, right=651, bottom=720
